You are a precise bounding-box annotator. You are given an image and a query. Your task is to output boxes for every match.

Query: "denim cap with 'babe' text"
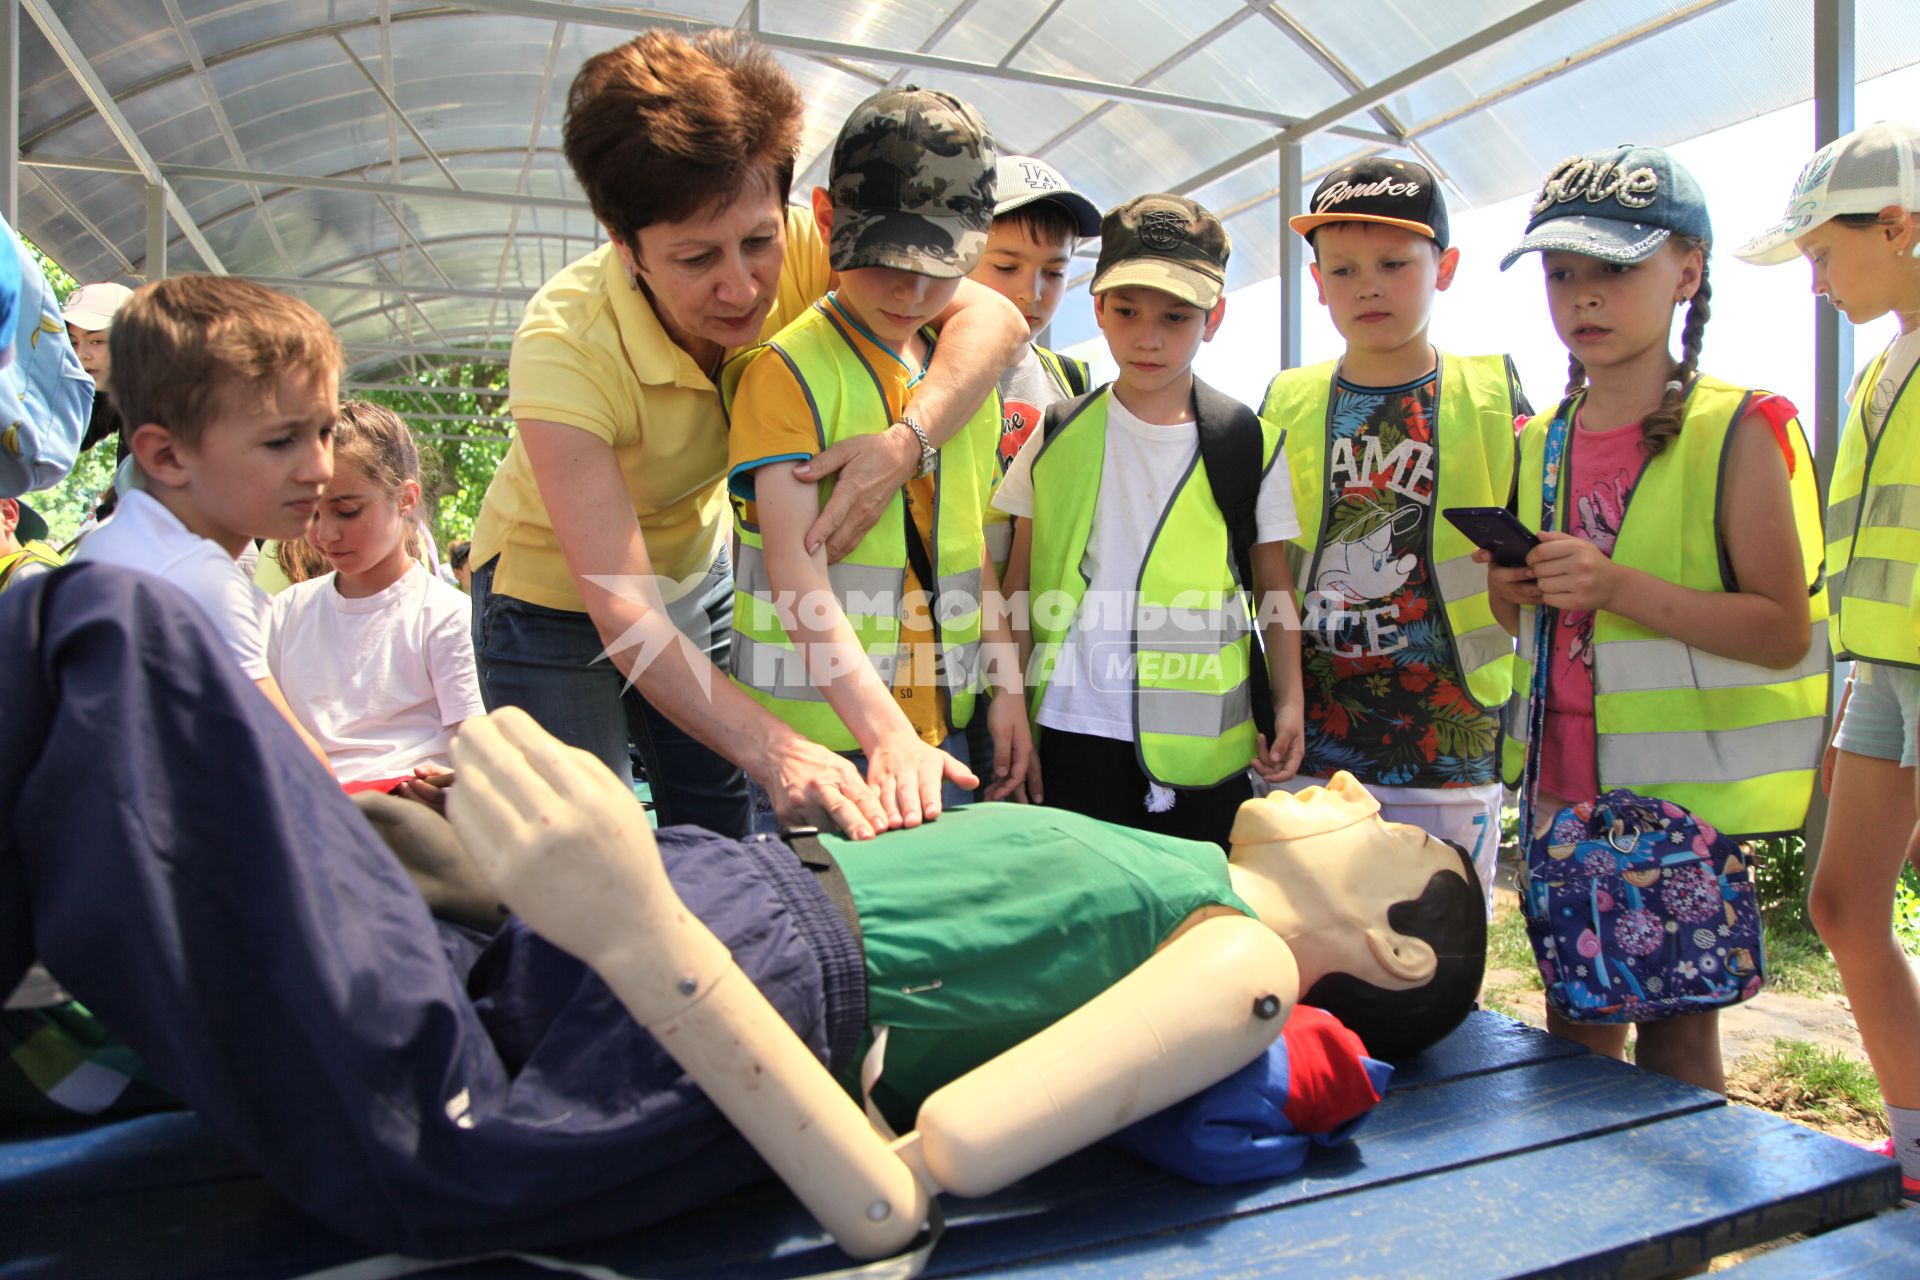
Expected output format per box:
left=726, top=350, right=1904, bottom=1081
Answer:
left=1500, top=145, right=1712, bottom=271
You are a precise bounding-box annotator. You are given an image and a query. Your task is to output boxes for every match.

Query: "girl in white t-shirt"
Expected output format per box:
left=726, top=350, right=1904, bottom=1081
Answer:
left=268, top=402, right=485, bottom=800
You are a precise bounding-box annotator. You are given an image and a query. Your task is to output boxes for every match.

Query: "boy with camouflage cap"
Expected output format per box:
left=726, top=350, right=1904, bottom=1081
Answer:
left=995, top=194, right=1306, bottom=850
left=724, top=86, right=1029, bottom=829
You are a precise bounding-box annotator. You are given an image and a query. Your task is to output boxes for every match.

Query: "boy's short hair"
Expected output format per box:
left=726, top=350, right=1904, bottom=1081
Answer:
left=564, top=32, right=803, bottom=247
left=992, top=155, right=1101, bottom=241
left=110, top=276, right=341, bottom=448
left=826, top=86, right=996, bottom=278
left=998, top=201, right=1082, bottom=251
left=1091, top=194, right=1230, bottom=309
left=1291, top=157, right=1450, bottom=252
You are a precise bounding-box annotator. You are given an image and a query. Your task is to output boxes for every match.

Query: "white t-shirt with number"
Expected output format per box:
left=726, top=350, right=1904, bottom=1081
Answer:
left=993, top=391, right=1298, bottom=740
left=267, top=563, right=487, bottom=783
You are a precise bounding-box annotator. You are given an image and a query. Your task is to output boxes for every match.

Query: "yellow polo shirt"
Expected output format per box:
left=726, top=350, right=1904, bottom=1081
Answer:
left=473, top=206, right=831, bottom=612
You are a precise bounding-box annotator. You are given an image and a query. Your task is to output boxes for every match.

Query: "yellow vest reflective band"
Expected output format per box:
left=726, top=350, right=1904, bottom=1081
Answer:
left=1260, top=353, right=1520, bottom=712
left=0, top=539, right=63, bottom=592
left=1026, top=389, right=1282, bottom=788
left=1501, top=377, right=1831, bottom=837
left=1826, top=346, right=1920, bottom=666
left=721, top=302, right=998, bottom=752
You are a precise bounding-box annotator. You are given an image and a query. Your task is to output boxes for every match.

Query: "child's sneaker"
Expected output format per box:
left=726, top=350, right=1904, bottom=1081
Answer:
left=1903, top=1172, right=1920, bottom=1206
left=1848, top=1134, right=1895, bottom=1159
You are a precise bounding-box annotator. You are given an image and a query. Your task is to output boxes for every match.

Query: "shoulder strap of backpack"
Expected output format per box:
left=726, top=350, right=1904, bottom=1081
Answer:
left=1190, top=377, right=1276, bottom=739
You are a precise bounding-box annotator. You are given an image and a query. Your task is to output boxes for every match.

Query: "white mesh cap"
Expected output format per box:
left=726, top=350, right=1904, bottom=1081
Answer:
left=1735, top=121, right=1920, bottom=265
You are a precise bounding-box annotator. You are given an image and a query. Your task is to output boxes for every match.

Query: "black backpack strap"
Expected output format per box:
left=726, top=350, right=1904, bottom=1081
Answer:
left=1059, top=354, right=1090, bottom=397
left=1191, top=377, right=1276, bottom=741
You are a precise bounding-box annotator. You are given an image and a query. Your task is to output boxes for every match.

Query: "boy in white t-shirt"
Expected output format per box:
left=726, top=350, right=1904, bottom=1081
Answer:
left=995, top=194, right=1305, bottom=850
left=72, top=275, right=341, bottom=770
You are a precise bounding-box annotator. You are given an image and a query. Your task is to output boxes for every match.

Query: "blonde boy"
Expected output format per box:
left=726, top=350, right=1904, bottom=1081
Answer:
left=996, top=194, right=1305, bottom=850
left=724, top=87, right=1028, bottom=828
left=72, top=276, right=341, bottom=768
left=1259, top=158, right=1528, bottom=893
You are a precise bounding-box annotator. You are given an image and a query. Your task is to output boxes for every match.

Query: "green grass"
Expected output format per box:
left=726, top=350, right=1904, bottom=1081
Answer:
left=1761, top=919, right=1846, bottom=997
left=1729, top=1037, right=1886, bottom=1136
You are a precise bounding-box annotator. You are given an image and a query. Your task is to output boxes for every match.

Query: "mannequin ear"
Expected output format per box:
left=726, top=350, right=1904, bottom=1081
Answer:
left=1364, top=926, right=1438, bottom=986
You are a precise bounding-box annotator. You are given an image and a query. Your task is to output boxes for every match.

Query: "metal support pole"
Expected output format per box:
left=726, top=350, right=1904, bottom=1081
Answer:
left=1278, top=140, right=1303, bottom=371
left=145, top=183, right=167, bottom=280
left=1804, top=0, right=1856, bottom=869
left=0, top=3, right=17, bottom=224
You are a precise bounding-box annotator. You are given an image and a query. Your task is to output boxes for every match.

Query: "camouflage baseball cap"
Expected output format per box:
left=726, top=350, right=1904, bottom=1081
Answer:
left=1092, top=194, right=1230, bottom=309
left=827, top=86, right=996, bottom=279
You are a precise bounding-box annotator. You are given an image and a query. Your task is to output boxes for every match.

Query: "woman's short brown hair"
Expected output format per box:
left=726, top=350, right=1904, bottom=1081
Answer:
left=109, top=275, right=341, bottom=448
left=563, top=31, right=803, bottom=246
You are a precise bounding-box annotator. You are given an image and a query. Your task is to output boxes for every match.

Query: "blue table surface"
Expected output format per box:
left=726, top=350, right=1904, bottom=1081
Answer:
left=0, top=1012, right=1902, bottom=1279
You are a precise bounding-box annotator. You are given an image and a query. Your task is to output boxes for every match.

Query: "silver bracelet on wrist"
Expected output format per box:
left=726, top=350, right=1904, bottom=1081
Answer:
left=899, top=412, right=937, bottom=478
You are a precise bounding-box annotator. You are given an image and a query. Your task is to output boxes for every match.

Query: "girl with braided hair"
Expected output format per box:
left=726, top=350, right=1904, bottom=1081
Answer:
left=1482, top=145, right=1829, bottom=1093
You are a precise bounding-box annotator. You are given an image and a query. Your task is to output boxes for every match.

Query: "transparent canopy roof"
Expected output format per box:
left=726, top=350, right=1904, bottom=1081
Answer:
left=14, top=0, right=1918, bottom=377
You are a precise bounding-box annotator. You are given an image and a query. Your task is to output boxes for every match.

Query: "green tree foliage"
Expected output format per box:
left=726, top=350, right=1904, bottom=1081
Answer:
left=349, top=362, right=512, bottom=548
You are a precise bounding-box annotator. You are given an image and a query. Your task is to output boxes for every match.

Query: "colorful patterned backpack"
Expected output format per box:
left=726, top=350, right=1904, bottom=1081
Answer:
left=1522, top=790, right=1766, bottom=1023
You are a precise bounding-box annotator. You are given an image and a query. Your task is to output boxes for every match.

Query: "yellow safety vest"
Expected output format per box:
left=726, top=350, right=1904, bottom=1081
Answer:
left=0, top=539, right=63, bottom=593
left=1259, top=353, right=1520, bottom=713
left=722, top=302, right=999, bottom=752
left=1025, top=388, right=1283, bottom=788
left=1826, top=345, right=1920, bottom=666
left=1501, top=377, right=1830, bottom=837
left=983, top=344, right=1092, bottom=578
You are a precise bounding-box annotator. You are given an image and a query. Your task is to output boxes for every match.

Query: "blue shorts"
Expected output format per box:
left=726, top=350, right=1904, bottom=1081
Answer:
left=1833, top=661, right=1920, bottom=768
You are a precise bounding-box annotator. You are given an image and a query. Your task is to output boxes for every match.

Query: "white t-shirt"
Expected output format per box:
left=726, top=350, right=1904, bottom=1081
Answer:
left=1863, top=326, right=1920, bottom=441
left=993, top=391, right=1299, bottom=740
left=267, top=563, right=487, bottom=783
left=71, top=489, right=271, bottom=679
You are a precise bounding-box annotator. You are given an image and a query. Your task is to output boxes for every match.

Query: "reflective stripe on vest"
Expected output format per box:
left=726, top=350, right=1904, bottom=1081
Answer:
left=721, top=302, right=998, bottom=751
left=1260, top=352, right=1520, bottom=713
left=0, top=539, right=63, bottom=592
left=1501, top=377, right=1830, bottom=836
left=1828, top=351, right=1920, bottom=664
left=1026, top=390, right=1281, bottom=788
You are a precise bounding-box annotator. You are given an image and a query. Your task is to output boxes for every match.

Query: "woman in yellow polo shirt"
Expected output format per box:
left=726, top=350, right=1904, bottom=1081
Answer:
left=469, top=32, right=1021, bottom=840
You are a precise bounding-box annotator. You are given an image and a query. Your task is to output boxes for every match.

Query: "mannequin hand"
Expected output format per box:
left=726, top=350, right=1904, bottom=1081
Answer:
left=1527, top=532, right=1616, bottom=612
left=754, top=734, right=889, bottom=841
left=862, top=730, right=978, bottom=829
left=1474, top=547, right=1542, bottom=607
left=447, top=707, right=661, bottom=966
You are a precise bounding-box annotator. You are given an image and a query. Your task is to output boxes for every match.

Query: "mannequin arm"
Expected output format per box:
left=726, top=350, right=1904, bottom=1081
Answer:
left=446, top=709, right=926, bottom=1260
left=900, top=913, right=1298, bottom=1197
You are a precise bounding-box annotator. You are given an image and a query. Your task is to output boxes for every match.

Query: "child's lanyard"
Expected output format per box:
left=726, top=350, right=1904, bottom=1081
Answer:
left=1518, top=397, right=1577, bottom=842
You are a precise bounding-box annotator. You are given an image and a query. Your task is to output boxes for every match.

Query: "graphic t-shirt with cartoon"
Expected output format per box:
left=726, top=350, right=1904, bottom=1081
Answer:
left=1300, top=372, right=1501, bottom=788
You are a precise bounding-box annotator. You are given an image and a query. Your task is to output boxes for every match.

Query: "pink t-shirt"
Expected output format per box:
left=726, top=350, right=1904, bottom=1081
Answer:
left=1538, top=416, right=1648, bottom=801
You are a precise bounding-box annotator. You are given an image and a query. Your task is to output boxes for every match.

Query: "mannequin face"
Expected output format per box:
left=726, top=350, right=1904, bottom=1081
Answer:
left=1227, top=772, right=1469, bottom=992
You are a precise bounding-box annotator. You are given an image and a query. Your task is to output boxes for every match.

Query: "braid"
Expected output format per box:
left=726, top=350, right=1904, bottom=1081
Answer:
left=1564, top=352, right=1587, bottom=398
left=1640, top=254, right=1712, bottom=458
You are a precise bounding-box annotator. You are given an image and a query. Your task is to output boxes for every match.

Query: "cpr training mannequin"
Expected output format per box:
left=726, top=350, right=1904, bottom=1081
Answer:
left=449, top=715, right=1483, bottom=1259
left=1, top=565, right=1485, bottom=1261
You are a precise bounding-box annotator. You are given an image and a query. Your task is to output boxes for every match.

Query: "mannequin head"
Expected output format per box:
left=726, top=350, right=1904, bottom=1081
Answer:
left=1227, top=773, right=1487, bottom=1059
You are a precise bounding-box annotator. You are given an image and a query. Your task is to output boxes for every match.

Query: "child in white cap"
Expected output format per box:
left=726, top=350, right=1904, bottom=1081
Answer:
left=1735, top=120, right=1920, bottom=1201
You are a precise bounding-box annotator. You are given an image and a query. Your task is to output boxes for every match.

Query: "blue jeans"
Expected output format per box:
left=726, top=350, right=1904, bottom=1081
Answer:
left=746, top=729, right=973, bottom=832
left=471, top=550, right=751, bottom=837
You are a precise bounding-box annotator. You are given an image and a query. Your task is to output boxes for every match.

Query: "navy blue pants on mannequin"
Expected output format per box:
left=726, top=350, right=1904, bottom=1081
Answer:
left=0, top=564, right=862, bottom=1257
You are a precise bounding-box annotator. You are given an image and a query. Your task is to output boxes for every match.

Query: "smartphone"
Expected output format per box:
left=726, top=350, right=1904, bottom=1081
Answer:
left=1443, top=506, right=1540, bottom=569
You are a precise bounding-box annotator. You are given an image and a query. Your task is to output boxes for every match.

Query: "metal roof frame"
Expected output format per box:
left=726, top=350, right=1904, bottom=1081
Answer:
left=0, top=0, right=1901, bottom=381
